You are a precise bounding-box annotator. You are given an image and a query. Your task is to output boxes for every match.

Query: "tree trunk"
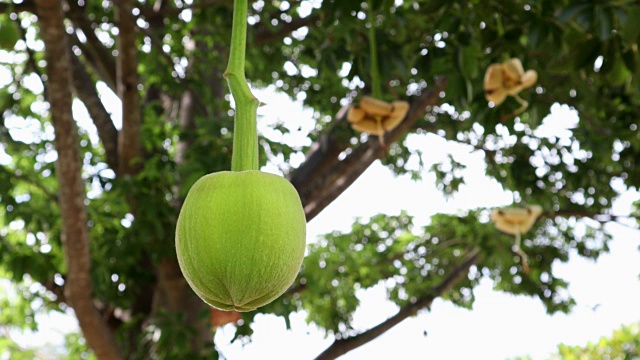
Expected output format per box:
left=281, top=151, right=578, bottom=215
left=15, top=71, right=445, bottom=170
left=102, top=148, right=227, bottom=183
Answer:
left=34, top=0, right=123, bottom=359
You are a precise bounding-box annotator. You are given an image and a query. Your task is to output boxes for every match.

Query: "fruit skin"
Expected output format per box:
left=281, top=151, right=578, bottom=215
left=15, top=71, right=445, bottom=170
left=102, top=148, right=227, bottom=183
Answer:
left=176, top=170, right=306, bottom=312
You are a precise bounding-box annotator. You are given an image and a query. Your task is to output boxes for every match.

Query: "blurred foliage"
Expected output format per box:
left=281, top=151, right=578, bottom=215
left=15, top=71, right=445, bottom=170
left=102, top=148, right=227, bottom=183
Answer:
left=513, top=321, right=640, bottom=360
left=554, top=322, right=640, bottom=359
left=63, top=333, right=97, bottom=360
left=0, top=325, right=96, bottom=359
left=0, top=336, right=37, bottom=360
left=0, top=0, right=638, bottom=358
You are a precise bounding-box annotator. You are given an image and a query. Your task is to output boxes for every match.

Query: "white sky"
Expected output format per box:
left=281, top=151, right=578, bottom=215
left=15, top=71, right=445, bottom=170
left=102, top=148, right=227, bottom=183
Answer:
left=3, top=79, right=640, bottom=359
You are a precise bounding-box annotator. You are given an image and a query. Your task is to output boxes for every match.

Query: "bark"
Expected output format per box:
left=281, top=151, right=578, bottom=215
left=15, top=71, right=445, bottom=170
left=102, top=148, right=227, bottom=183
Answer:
left=315, top=247, right=480, bottom=360
left=69, top=54, right=119, bottom=171
left=34, top=0, right=123, bottom=359
left=115, top=0, right=143, bottom=175
left=290, top=77, right=447, bottom=221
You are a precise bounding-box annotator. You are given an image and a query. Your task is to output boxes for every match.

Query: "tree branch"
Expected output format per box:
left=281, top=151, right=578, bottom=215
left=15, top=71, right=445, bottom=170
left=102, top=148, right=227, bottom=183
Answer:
left=291, top=77, right=447, bottom=221
left=33, top=0, right=123, bottom=359
left=547, top=210, right=640, bottom=222
left=69, top=52, right=120, bottom=171
left=66, top=1, right=118, bottom=92
left=253, top=13, right=321, bottom=46
left=115, top=0, right=143, bottom=175
left=315, top=246, right=480, bottom=360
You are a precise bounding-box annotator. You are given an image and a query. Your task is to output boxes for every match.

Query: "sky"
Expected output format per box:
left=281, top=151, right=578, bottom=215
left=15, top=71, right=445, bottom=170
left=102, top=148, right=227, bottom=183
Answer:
left=3, top=60, right=640, bottom=359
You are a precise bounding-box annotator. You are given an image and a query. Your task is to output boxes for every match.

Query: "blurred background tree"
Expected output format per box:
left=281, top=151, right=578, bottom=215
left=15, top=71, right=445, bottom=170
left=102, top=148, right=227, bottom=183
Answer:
left=0, top=0, right=638, bottom=359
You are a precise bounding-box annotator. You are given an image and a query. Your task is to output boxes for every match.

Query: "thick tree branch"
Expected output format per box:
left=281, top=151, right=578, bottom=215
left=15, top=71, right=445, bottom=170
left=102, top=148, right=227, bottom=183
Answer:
left=66, top=1, right=118, bottom=92
left=291, top=77, right=447, bottom=221
left=115, top=0, right=143, bottom=175
left=253, top=13, right=321, bottom=46
left=315, top=247, right=480, bottom=360
left=34, top=0, right=123, bottom=359
left=69, top=53, right=120, bottom=171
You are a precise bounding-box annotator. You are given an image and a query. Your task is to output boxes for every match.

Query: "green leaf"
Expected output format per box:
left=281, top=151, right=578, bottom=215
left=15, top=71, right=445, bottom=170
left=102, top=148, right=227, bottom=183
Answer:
left=594, top=7, right=613, bottom=40
left=0, top=22, right=19, bottom=50
left=573, top=38, right=602, bottom=70
left=528, top=20, right=549, bottom=49
left=558, top=3, right=592, bottom=22
left=622, top=6, right=640, bottom=43
left=600, top=37, right=620, bottom=74
left=622, top=47, right=637, bottom=73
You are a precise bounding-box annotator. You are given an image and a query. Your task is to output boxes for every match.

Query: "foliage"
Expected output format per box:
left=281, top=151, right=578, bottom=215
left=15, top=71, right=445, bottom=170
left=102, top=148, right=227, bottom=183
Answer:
left=554, top=322, right=640, bottom=360
left=0, top=336, right=37, bottom=360
left=0, top=325, right=95, bottom=360
left=514, top=322, right=640, bottom=360
left=0, top=0, right=638, bottom=358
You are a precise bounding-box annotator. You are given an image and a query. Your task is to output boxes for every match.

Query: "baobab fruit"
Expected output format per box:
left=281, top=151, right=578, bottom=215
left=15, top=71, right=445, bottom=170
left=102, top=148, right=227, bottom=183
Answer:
left=490, top=205, right=543, bottom=235
left=176, top=170, right=306, bottom=312
left=359, top=96, right=394, bottom=116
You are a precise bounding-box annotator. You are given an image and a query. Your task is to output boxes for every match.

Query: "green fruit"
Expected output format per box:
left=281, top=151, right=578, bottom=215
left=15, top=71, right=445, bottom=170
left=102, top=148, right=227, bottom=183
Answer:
left=176, top=170, right=306, bottom=311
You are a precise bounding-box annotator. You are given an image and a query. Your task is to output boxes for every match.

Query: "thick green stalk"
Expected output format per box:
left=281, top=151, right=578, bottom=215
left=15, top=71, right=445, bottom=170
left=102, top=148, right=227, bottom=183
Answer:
left=225, top=0, right=260, bottom=172
left=367, top=0, right=382, bottom=99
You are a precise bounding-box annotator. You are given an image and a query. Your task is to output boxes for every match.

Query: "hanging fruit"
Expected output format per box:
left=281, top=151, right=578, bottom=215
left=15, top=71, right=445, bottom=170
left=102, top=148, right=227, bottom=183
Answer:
left=175, top=0, right=306, bottom=312
left=490, top=205, right=543, bottom=274
left=347, top=97, right=410, bottom=136
left=345, top=0, right=410, bottom=144
left=484, top=58, right=537, bottom=120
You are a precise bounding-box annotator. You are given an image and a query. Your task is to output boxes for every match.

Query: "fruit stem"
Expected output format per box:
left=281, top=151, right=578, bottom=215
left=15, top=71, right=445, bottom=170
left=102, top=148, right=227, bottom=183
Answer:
left=224, top=0, right=260, bottom=172
left=367, top=0, right=382, bottom=100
